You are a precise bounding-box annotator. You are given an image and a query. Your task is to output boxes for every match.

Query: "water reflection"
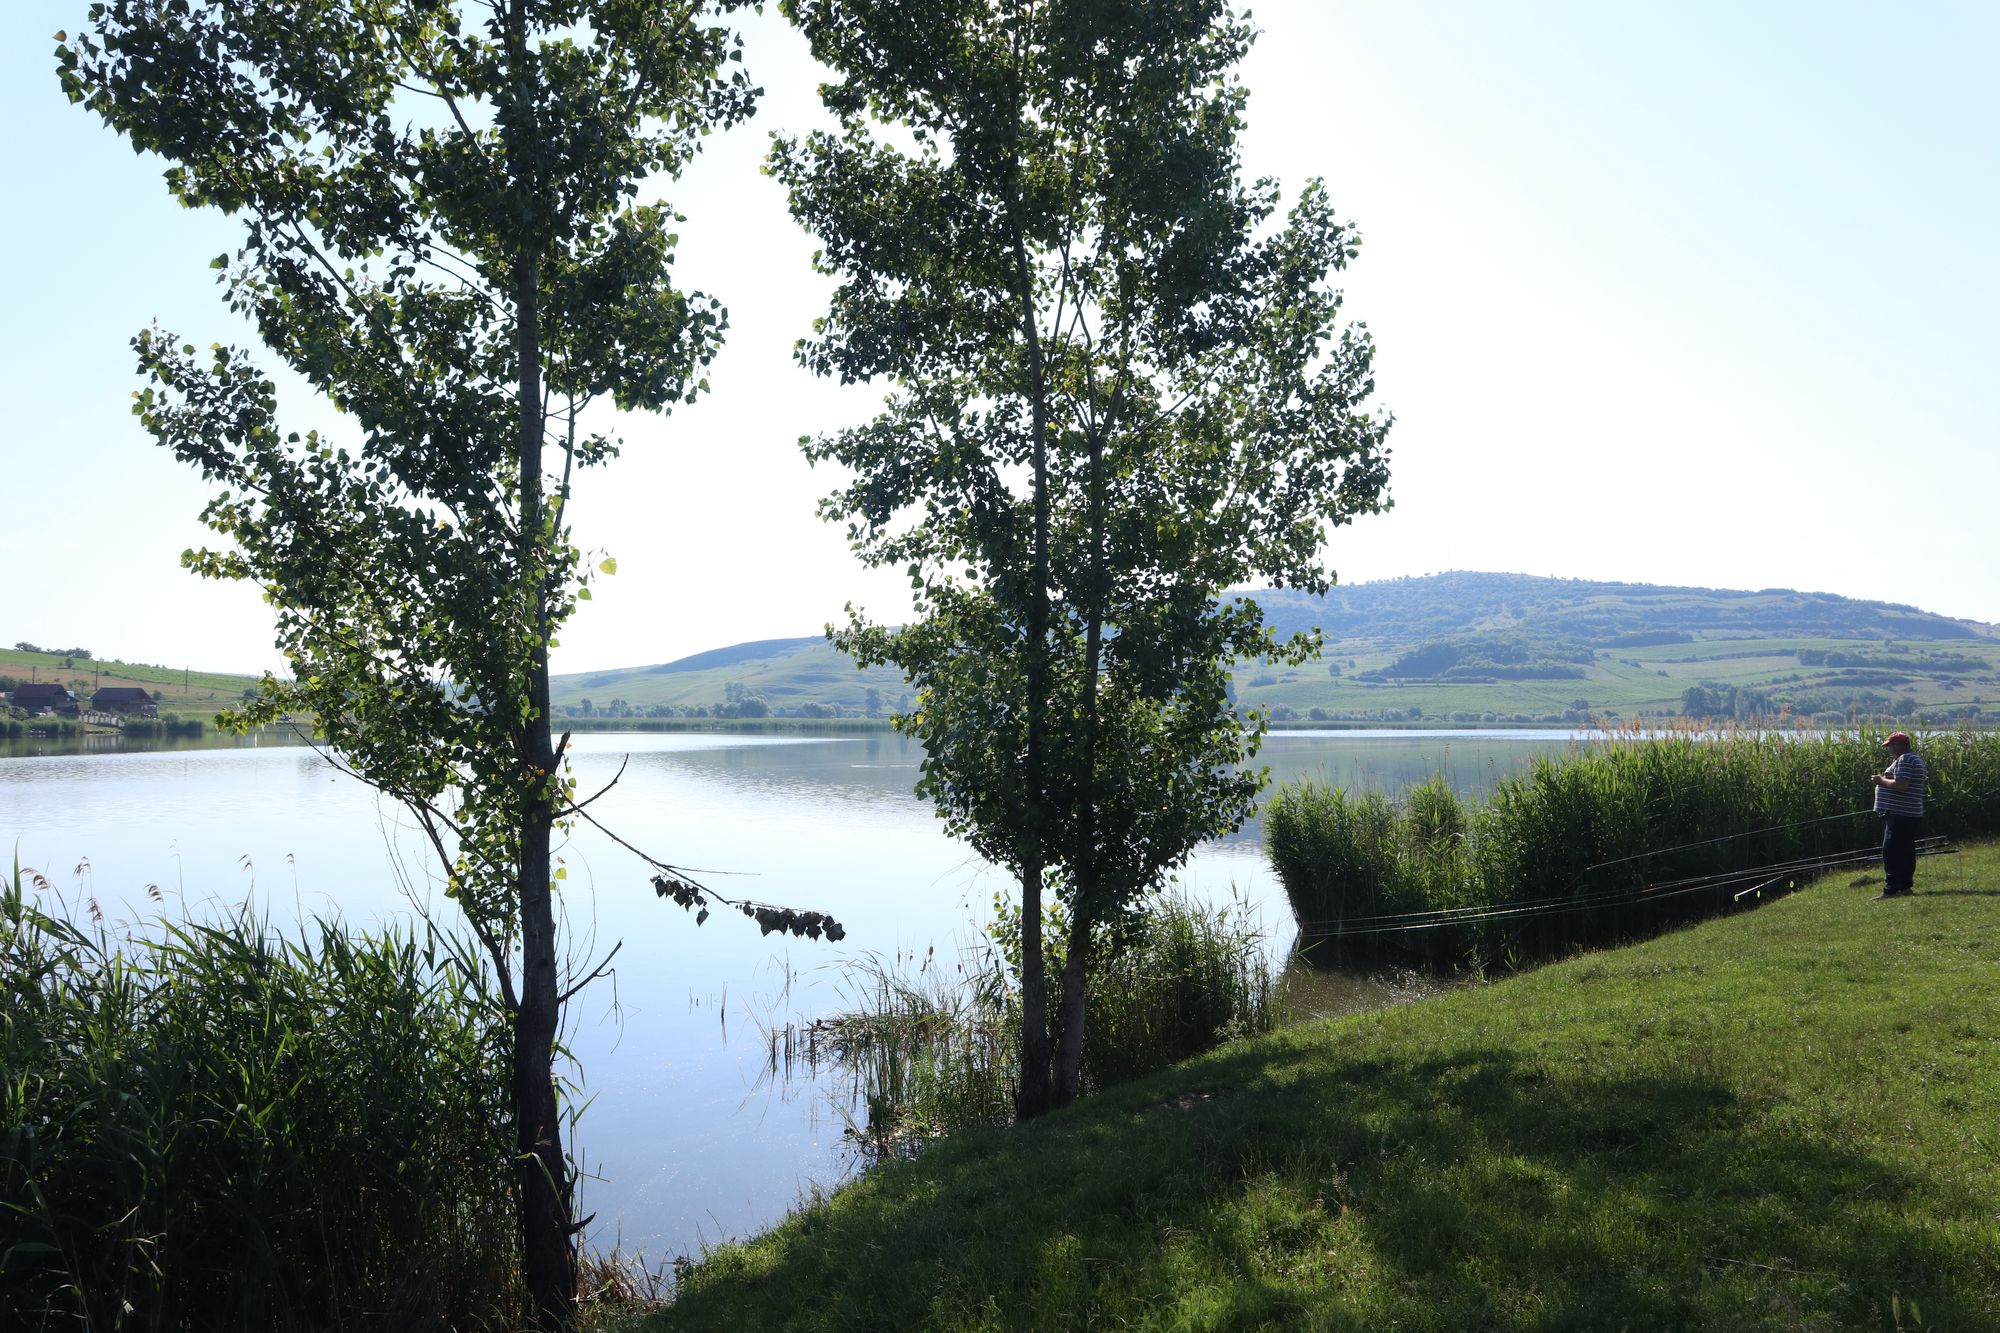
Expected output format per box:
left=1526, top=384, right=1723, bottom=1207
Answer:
left=1, top=726, right=1586, bottom=1261
left=618, top=734, right=926, bottom=814
left=0, top=727, right=318, bottom=761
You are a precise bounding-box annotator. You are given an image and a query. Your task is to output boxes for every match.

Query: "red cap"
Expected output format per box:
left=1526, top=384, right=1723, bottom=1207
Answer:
left=1882, top=731, right=1912, bottom=749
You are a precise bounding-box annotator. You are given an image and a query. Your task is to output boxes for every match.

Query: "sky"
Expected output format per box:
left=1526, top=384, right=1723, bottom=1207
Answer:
left=3, top=2, right=1996, bottom=676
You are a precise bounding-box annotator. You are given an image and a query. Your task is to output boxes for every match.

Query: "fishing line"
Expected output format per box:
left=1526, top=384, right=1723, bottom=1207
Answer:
left=1296, top=843, right=1955, bottom=940
left=1294, top=839, right=1911, bottom=931
left=1293, top=839, right=1957, bottom=940
left=1579, top=808, right=1875, bottom=876
left=1288, top=785, right=1997, bottom=942
left=1581, top=785, right=2000, bottom=875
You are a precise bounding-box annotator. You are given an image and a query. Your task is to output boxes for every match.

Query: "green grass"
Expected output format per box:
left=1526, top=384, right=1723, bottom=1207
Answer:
left=641, top=841, right=2000, bottom=1331
left=557, top=715, right=894, bottom=735
left=549, top=627, right=2000, bottom=729
left=550, top=638, right=909, bottom=717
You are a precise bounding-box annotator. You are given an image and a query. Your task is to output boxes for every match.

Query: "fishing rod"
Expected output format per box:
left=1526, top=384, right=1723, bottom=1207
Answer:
left=1293, top=834, right=1921, bottom=932
left=1291, top=783, right=1997, bottom=941
left=1294, top=838, right=1956, bottom=941
left=1580, top=785, right=2000, bottom=877
left=1579, top=808, right=1876, bottom=876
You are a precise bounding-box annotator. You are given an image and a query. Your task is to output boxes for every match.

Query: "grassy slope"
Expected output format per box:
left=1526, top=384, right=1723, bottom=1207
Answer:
left=647, top=843, right=2000, bottom=1331
left=0, top=647, right=262, bottom=715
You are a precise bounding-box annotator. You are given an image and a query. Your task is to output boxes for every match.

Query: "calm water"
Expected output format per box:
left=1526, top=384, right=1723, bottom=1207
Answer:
left=0, top=727, right=1588, bottom=1259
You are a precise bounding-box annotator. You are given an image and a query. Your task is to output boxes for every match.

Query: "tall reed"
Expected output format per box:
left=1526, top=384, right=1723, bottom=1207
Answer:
left=797, top=891, right=1283, bottom=1150
left=1268, top=727, right=2000, bottom=967
left=1083, top=892, right=1281, bottom=1089
left=1, top=865, right=519, bottom=1331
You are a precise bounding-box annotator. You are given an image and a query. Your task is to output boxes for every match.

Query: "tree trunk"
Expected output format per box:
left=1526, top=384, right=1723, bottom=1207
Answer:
left=513, top=246, right=574, bottom=1326
left=513, top=825, right=572, bottom=1327
left=1004, top=162, right=1057, bottom=1122
left=504, top=7, right=575, bottom=1306
left=1014, top=852, right=1052, bottom=1119
left=1051, top=427, right=1108, bottom=1110
left=1049, top=908, right=1093, bottom=1107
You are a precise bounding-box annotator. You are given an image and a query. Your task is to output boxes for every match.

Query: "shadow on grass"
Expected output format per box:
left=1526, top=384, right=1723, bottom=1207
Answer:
left=658, top=1033, right=1981, bottom=1331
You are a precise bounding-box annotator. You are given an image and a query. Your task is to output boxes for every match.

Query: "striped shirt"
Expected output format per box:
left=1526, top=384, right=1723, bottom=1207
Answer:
left=1873, top=750, right=1927, bottom=817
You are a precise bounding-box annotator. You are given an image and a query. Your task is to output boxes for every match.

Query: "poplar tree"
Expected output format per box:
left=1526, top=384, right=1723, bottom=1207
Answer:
left=57, top=3, right=827, bottom=1323
left=774, top=0, right=1393, bottom=1116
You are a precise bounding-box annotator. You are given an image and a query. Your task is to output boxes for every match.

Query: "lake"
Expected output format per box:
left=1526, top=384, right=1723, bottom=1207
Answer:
left=0, top=727, right=1591, bottom=1261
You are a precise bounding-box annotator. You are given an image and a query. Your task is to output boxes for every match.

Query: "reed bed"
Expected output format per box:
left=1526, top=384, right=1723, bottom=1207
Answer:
left=1, top=715, right=85, bottom=738
left=785, top=892, right=1283, bottom=1151
left=1266, top=726, right=2000, bottom=967
left=119, top=714, right=208, bottom=738
left=1, top=863, right=519, bottom=1331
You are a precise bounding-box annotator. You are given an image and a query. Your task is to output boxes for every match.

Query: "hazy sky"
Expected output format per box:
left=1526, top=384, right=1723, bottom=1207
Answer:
left=4, top=2, right=1996, bottom=676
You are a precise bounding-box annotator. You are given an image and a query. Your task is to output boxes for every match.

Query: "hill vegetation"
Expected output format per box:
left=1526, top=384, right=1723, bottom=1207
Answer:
left=550, top=573, right=2000, bottom=726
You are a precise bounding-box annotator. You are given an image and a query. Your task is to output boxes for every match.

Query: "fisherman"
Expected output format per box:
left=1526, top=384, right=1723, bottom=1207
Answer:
left=1869, top=731, right=1927, bottom=898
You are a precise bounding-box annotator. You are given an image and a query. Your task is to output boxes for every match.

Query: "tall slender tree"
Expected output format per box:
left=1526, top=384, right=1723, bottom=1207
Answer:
left=774, top=0, right=1393, bottom=1115
left=57, top=3, right=833, bottom=1324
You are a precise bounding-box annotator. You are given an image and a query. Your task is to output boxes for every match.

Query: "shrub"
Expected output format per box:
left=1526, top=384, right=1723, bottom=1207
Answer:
left=1082, top=892, right=1280, bottom=1089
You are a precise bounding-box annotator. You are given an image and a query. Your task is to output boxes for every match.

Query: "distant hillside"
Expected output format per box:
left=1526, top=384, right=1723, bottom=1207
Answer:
left=1247, top=571, right=1990, bottom=645
left=553, top=637, right=909, bottom=721
left=549, top=573, right=2000, bottom=727
left=0, top=645, right=263, bottom=717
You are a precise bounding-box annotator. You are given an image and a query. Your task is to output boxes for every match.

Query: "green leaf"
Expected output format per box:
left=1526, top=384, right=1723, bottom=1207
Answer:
left=598, top=556, right=618, bottom=575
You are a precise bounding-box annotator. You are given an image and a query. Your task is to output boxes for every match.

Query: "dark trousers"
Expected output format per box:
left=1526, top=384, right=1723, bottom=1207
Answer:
left=1880, top=813, right=1921, bottom=892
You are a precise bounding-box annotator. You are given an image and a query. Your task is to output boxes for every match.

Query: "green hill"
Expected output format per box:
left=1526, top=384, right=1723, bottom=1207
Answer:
left=1248, top=570, right=1990, bottom=645
left=552, top=573, right=2000, bottom=726
left=552, top=636, right=911, bottom=721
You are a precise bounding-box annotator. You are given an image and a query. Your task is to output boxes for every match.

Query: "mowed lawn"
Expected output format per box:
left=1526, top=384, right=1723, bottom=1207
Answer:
left=642, top=841, right=2000, bottom=1331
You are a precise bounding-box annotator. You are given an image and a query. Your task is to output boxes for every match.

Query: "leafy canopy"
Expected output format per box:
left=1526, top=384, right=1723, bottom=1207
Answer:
left=775, top=0, right=1393, bottom=920
left=59, top=0, right=755, bottom=948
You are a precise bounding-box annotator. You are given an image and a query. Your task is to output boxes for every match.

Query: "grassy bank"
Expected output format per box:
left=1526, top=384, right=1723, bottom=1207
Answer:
left=645, top=840, right=2000, bottom=1331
